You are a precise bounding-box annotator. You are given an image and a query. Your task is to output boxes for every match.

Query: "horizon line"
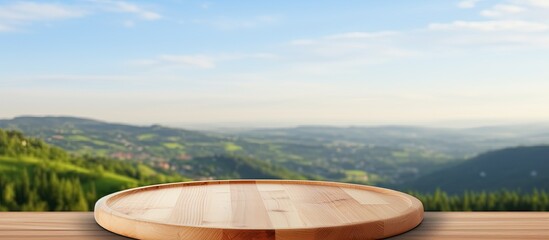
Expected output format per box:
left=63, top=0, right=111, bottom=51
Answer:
left=1, top=114, right=549, bottom=130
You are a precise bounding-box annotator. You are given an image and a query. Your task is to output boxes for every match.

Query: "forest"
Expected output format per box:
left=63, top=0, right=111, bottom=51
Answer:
left=412, top=189, right=549, bottom=211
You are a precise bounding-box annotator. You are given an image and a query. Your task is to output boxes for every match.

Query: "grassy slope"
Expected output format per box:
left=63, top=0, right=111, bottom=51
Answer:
left=0, top=156, right=137, bottom=194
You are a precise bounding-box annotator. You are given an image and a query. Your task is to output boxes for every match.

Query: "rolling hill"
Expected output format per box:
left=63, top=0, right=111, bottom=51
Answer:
left=4, top=116, right=549, bottom=185
left=403, top=146, right=549, bottom=193
left=0, top=116, right=465, bottom=184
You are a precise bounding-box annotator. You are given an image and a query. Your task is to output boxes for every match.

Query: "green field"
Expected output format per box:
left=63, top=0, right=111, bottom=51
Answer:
left=224, top=142, right=243, bottom=152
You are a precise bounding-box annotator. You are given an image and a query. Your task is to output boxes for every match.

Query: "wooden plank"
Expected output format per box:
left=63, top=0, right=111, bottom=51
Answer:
left=229, top=181, right=273, bottom=229
left=167, top=185, right=207, bottom=226
left=389, top=212, right=549, bottom=240
left=202, top=183, right=232, bottom=227
left=256, top=183, right=304, bottom=228
left=0, top=212, right=130, bottom=239
left=0, top=212, right=548, bottom=239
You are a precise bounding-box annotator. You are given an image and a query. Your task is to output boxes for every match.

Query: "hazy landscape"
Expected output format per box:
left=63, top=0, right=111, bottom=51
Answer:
left=1, top=0, right=549, bottom=213
left=1, top=116, right=547, bottom=211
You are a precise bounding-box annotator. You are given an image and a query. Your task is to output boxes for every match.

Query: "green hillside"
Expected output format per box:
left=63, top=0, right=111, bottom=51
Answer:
left=0, top=129, right=187, bottom=211
left=403, top=146, right=549, bottom=194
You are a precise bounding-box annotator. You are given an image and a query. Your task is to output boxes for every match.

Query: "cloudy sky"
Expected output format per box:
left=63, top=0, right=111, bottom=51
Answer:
left=1, top=0, right=549, bottom=126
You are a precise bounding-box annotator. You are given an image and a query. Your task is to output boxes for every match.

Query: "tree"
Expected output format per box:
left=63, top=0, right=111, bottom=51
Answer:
left=1, top=181, right=17, bottom=209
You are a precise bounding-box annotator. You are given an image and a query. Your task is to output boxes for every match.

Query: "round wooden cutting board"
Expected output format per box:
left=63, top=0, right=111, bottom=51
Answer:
left=95, top=180, right=423, bottom=240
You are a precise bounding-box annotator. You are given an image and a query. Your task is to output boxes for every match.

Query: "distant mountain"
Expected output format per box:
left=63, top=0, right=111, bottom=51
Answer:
left=240, top=125, right=549, bottom=157
left=403, top=146, right=549, bottom=193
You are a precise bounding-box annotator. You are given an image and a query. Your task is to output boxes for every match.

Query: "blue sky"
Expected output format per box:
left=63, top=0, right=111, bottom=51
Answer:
left=1, top=0, right=549, bottom=126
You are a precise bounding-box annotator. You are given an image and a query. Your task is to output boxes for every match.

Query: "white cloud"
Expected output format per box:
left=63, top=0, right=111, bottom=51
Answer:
left=147, top=55, right=215, bottom=69
left=0, top=2, right=86, bottom=21
left=91, top=0, right=162, bottom=20
left=0, top=1, right=161, bottom=32
left=284, top=0, right=549, bottom=73
left=113, top=1, right=161, bottom=20
left=429, top=20, right=549, bottom=32
left=458, top=0, right=482, bottom=8
left=0, top=2, right=86, bottom=31
left=196, top=15, right=279, bottom=30
left=426, top=0, right=549, bottom=47
left=0, top=23, right=10, bottom=32
left=131, top=53, right=277, bottom=69
left=289, top=1, right=549, bottom=70
left=520, top=0, right=549, bottom=8
left=284, top=30, right=419, bottom=74
left=290, top=39, right=316, bottom=46
left=325, top=31, right=399, bottom=40
left=216, top=53, right=278, bottom=61
left=481, top=4, right=525, bottom=17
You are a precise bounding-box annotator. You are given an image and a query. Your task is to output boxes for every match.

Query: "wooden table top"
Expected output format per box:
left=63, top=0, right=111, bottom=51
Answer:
left=94, top=180, right=423, bottom=239
left=0, top=212, right=548, bottom=239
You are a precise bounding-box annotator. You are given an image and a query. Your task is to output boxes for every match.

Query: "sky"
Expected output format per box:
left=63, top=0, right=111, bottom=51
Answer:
left=1, top=0, right=549, bottom=126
